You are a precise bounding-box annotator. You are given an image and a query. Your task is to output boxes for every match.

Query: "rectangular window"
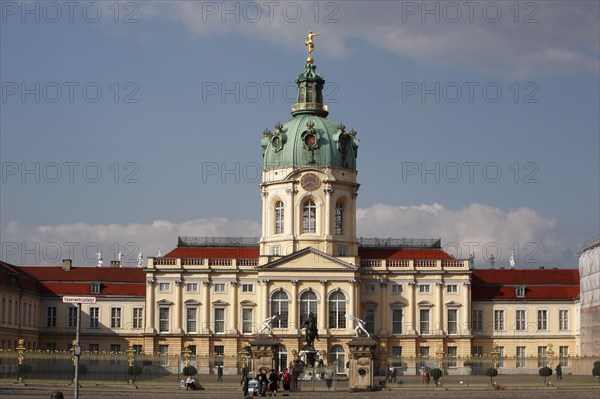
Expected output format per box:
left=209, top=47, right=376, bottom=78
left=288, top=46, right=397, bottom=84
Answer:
left=365, top=308, right=376, bottom=335
left=186, top=307, right=197, bottom=333
left=133, top=307, right=144, bottom=329
left=392, top=309, right=403, bottom=335
left=214, top=308, right=225, bottom=333
left=559, top=310, right=569, bottom=330
left=419, top=309, right=430, bottom=334
left=446, top=284, right=458, bottom=294
left=91, top=283, right=101, bottom=294
left=392, top=346, right=402, bottom=357
left=472, top=346, right=483, bottom=357
left=419, top=284, right=430, bottom=294
left=516, top=310, right=526, bottom=331
left=419, top=346, right=429, bottom=358
left=537, top=310, right=547, bottom=330
left=8, top=299, right=12, bottom=323
left=214, top=283, right=226, bottom=293
left=67, top=306, right=77, bottom=328
left=498, top=346, right=504, bottom=368
left=472, top=309, right=483, bottom=331
left=447, top=346, right=458, bottom=368
left=46, top=306, right=56, bottom=327
left=447, top=309, right=458, bottom=334
left=133, top=345, right=143, bottom=355
left=89, top=344, right=100, bottom=353
left=47, top=343, right=56, bottom=352
left=270, top=245, right=280, bottom=256
left=338, top=246, right=348, bottom=256
left=364, top=284, right=375, bottom=295
left=110, top=344, right=121, bottom=353
left=186, top=283, right=198, bottom=293
left=159, top=345, right=169, bottom=366
left=158, top=282, right=171, bottom=292
left=275, top=202, right=284, bottom=234
left=159, top=307, right=170, bottom=333
left=1, top=297, right=5, bottom=323
left=214, top=345, right=224, bottom=355
left=537, top=346, right=547, bottom=368
left=89, top=307, right=99, bottom=328
left=516, top=346, right=526, bottom=368
left=33, top=304, right=37, bottom=327
left=110, top=308, right=122, bottom=329
left=28, top=303, right=32, bottom=326
left=23, top=302, right=27, bottom=325
left=242, top=308, right=253, bottom=334
left=242, top=284, right=254, bottom=293
left=516, top=286, right=525, bottom=297
left=391, top=283, right=403, bottom=294
left=559, top=346, right=569, bottom=367
left=494, top=310, right=504, bottom=331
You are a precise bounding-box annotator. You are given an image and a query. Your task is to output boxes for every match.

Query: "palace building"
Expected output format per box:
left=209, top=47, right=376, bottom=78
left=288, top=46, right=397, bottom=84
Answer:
left=0, top=42, right=591, bottom=376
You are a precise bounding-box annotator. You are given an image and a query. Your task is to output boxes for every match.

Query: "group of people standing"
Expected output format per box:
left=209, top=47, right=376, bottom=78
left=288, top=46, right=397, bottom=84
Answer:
left=243, top=368, right=292, bottom=397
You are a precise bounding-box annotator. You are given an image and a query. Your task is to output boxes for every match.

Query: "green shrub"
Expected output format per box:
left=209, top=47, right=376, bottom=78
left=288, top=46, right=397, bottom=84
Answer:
left=183, top=365, right=197, bottom=376
left=128, top=365, right=143, bottom=376
left=539, top=366, right=552, bottom=385
left=485, top=367, right=498, bottom=385
left=429, top=368, right=443, bottom=386
left=592, top=360, right=600, bottom=383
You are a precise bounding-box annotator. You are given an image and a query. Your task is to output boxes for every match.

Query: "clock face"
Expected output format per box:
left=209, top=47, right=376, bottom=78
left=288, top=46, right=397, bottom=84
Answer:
left=300, top=173, right=321, bottom=191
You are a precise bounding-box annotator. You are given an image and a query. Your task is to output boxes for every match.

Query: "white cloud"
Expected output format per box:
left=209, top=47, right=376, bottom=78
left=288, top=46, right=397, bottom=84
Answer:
left=1, top=203, right=573, bottom=267
left=141, top=1, right=599, bottom=78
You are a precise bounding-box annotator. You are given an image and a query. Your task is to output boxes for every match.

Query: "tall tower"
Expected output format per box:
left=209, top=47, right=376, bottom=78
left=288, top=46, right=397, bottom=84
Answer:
left=259, top=34, right=360, bottom=262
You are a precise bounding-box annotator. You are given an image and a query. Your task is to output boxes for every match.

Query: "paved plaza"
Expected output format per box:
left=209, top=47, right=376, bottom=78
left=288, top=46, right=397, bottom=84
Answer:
left=1, top=383, right=599, bottom=399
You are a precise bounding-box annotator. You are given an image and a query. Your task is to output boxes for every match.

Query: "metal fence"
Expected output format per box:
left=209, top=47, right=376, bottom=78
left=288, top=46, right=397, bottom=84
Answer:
left=0, top=350, right=339, bottom=391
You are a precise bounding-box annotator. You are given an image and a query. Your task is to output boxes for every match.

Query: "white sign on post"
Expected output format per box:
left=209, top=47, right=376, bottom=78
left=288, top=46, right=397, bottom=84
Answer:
left=62, top=296, right=97, bottom=304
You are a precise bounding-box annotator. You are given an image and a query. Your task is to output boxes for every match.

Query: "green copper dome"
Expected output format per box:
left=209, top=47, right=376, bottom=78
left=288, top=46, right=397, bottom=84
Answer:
left=261, top=63, right=359, bottom=171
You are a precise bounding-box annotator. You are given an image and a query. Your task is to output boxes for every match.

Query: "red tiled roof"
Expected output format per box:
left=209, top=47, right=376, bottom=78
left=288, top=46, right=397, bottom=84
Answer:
left=472, top=269, right=579, bottom=300
left=358, top=248, right=454, bottom=260
left=0, top=261, right=43, bottom=294
left=164, top=247, right=260, bottom=259
left=12, top=266, right=146, bottom=297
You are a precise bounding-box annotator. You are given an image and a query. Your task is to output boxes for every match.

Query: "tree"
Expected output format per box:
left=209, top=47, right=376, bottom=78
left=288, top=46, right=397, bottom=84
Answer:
left=429, top=368, right=443, bottom=386
left=592, top=360, right=600, bottom=384
left=485, top=367, right=498, bottom=386
left=539, top=366, right=552, bottom=385
left=183, top=365, right=197, bottom=376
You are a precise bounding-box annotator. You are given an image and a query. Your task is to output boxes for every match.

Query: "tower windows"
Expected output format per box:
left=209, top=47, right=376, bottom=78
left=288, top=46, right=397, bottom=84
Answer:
left=335, top=202, right=343, bottom=235
left=275, top=201, right=284, bottom=234
left=302, top=199, right=316, bottom=233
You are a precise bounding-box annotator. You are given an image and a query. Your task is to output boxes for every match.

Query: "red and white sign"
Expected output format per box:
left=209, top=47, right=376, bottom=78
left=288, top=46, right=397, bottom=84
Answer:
left=62, top=296, right=97, bottom=304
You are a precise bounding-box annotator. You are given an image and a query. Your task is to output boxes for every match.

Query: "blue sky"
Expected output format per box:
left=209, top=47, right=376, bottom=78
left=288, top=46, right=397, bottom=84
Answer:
left=1, top=1, right=598, bottom=267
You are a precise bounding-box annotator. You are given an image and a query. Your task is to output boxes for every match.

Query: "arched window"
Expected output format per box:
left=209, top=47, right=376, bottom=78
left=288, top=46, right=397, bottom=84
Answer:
left=299, top=290, right=318, bottom=326
left=335, top=202, right=343, bottom=235
left=275, top=201, right=284, bottom=234
left=329, top=345, right=346, bottom=374
left=276, top=345, right=288, bottom=371
left=302, top=199, right=316, bottom=233
left=328, top=291, right=346, bottom=329
left=270, top=291, right=289, bottom=328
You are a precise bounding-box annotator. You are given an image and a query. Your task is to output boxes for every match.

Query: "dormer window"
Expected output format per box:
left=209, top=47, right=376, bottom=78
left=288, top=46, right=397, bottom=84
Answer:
left=515, top=286, right=526, bottom=298
left=91, top=283, right=101, bottom=294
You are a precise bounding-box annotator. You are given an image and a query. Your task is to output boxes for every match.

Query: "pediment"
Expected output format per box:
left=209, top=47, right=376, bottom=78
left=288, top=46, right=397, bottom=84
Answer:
left=212, top=300, right=229, bottom=306
left=240, top=300, right=257, bottom=307
left=417, top=300, right=434, bottom=307
left=184, top=299, right=201, bottom=305
left=258, top=247, right=357, bottom=271
left=389, top=300, right=408, bottom=308
left=445, top=301, right=462, bottom=307
left=157, top=299, right=174, bottom=305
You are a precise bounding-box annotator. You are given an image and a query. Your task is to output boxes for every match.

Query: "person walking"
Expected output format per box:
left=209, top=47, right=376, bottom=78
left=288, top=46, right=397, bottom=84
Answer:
left=282, top=368, right=291, bottom=395
left=556, top=364, right=563, bottom=380
left=269, top=369, right=278, bottom=396
left=424, top=371, right=430, bottom=385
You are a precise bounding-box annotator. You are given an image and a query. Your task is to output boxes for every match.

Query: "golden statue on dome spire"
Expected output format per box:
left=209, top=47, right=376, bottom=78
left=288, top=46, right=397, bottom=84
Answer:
left=305, top=31, right=320, bottom=64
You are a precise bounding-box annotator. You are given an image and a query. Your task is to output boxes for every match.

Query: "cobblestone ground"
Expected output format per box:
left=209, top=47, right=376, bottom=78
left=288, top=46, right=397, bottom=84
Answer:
left=1, top=384, right=599, bottom=399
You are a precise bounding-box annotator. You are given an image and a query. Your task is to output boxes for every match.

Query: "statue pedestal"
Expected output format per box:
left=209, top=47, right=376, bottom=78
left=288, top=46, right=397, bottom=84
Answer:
left=299, top=345, right=318, bottom=368
left=249, top=336, right=280, bottom=373
left=347, top=337, right=377, bottom=392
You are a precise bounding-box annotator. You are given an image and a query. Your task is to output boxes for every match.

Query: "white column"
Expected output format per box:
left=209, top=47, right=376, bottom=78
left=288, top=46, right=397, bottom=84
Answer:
left=379, top=278, right=389, bottom=336
left=436, top=281, right=444, bottom=334
left=462, top=281, right=471, bottom=335
left=202, top=281, right=211, bottom=334
left=230, top=280, right=238, bottom=334
left=319, top=280, right=328, bottom=333
left=144, top=278, right=155, bottom=333
left=406, top=280, right=416, bottom=335
left=347, top=279, right=356, bottom=335
left=290, top=280, right=299, bottom=332
left=173, top=278, right=183, bottom=334
left=262, top=279, right=270, bottom=322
